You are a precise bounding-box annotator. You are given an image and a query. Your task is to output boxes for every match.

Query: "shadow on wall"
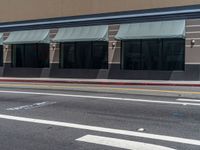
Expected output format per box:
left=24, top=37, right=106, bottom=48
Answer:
left=1, top=64, right=200, bottom=81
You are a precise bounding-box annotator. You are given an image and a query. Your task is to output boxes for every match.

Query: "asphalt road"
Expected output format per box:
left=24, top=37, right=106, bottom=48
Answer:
left=0, top=83, right=200, bottom=150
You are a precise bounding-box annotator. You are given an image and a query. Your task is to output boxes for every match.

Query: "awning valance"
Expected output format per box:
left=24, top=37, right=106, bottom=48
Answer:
left=0, top=33, right=3, bottom=45
left=53, top=25, right=108, bottom=42
left=4, top=29, right=50, bottom=44
left=115, top=20, right=185, bottom=40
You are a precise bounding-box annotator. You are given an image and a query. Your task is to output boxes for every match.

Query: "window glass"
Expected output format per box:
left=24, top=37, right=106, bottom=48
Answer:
left=162, top=39, right=185, bottom=70
left=93, top=42, right=108, bottom=69
left=38, top=44, right=49, bottom=68
left=60, top=43, right=75, bottom=68
left=60, top=41, right=108, bottom=69
left=122, top=40, right=141, bottom=70
left=0, top=45, right=3, bottom=66
left=76, top=42, right=92, bottom=69
left=141, top=40, right=162, bottom=70
left=12, top=45, right=24, bottom=67
left=24, top=44, right=37, bottom=67
left=122, top=39, right=185, bottom=71
left=12, top=44, right=49, bottom=68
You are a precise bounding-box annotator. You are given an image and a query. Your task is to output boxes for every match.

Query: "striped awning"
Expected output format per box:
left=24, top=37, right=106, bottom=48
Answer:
left=115, top=20, right=185, bottom=40
left=53, top=25, right=108, bottom=42
left=4, top=29, right=50, bottom=44
left=0, top=33, right=3, bottom=45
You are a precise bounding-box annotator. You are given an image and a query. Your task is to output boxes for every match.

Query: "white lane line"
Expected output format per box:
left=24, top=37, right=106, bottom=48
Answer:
left=6, top=101, right=56, bottom=111
left=177, top=98, right=200, bottom=102
left=0, top=114, right=199, bottom=146
left=0, top=90, right=200, bottom=106
left=76, top=135, right=176, bottom=150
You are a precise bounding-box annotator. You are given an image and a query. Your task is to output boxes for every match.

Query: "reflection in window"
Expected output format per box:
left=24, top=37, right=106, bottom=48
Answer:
left=12, top=44, right=49, bottom=68
left=60, top=42, right=108, bottom=69
left=122, top=39, right=185, bottom=71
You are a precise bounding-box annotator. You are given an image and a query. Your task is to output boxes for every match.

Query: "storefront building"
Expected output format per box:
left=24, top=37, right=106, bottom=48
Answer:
left=0, top=0, right=200, bottom=80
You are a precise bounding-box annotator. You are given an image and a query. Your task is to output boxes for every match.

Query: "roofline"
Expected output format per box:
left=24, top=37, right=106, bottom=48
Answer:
left=0, top=4, right=200, bottom=31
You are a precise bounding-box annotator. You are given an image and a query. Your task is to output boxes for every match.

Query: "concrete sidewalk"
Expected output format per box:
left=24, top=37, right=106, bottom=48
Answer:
left=0, top=77, right=200, bottom=87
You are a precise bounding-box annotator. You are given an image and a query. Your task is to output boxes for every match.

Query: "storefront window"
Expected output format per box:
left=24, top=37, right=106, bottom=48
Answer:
left=122, top=39, right=185, bottom=71
left=60, top=42, right=108, bottom=69
left=0, top=45, right=3, bottom=66
left=12, top=44, right=49, bottom=68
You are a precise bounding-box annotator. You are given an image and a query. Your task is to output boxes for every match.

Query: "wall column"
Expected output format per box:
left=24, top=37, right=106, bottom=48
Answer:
left=3, top=45, right=12, bottom=67
left=108, top=24, right=121, bottom=69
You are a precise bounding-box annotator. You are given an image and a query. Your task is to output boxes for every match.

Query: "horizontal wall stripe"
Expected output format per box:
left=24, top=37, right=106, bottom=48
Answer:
left=186, top=63, right=200, bottom=65
left=186, top=40, right=200, bottom=45
left=186, top=45, right=200, bottom=48
left=108, top=62, right=120, bottom=64
left=186, top=34, right=200, bottom=39
left=186, top=19, right=200, bottom=25
left=109, top=47, right=121, bottom=49
left=186, top=25, right=200, bottom=27
left=186, top=38, right=200, bottom=40
left=186, top=31, right=200, bottom=34
left=109, top=31, right=118, bottom=34
left=109, top=29, right=119, bottom=32
left=186, top=26, right=200, bottom=32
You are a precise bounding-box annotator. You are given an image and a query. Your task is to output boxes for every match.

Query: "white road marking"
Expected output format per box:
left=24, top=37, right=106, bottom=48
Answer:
left=76, top=135, right=176, bottom=150
left=0, top=114, right=199, bottom=146
left=177, top=98, right=200, bottom=102
left=0, top=90, right=200, bottom=106
left=6, top=101, right=56, bottom=111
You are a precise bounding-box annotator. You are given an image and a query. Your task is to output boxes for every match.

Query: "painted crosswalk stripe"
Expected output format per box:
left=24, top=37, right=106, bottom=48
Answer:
left=0, top=90, right=200, bottom=106
left=177, top=98, right=200, bottom=102
left=0, top=114, right=199, bottom=146
left=76, top=135, right=176, bottom=150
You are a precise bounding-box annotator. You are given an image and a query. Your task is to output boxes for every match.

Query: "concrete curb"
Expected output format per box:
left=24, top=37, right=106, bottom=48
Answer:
left=0, top=78, right=200, bottom=87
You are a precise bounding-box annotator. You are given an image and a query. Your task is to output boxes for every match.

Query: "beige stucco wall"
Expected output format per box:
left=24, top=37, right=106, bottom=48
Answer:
left=0, top=0, right=200, bottom=23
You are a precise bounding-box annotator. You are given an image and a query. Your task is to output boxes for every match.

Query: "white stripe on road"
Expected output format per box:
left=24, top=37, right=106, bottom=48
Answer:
left=177, top=98, right=200, bottom=102
left=76, top=135, right=176, bottom=150
left=0, top=90, right=200, bottom=106
left=6, top=101, right=56, bottom=111
left=0, top=114, right=199, bottom=146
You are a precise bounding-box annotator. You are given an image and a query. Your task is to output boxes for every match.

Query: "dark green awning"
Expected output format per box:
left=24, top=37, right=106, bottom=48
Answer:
left=53, top=25, right=108, bottom=42
left=115, top=20, right=185, bottom=40
left=0, top=33, right=3, bottom=45
left=4, top=29, right=50, bottom=44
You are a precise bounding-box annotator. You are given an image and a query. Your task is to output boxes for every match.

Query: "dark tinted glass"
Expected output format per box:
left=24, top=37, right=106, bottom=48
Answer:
left=38, top=44, right=49, bottom=68
left=12, top=44, right=49, bottom=68
left=122, top=40, right=141, bottom=70
left=60, top=43, right=75, bottom=68
left=122, top=39, right=185, bottom=71
left=93, top=42, right=108, bottom=69
left=0, top=45, right=3, bottom=66
left=60, top=41, right=108, bottom=69
left=76, top=42, right=92, bottom=69
left=141, top=39, right=162, bottom=70
left=162, top=39, right=185, bottom=70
